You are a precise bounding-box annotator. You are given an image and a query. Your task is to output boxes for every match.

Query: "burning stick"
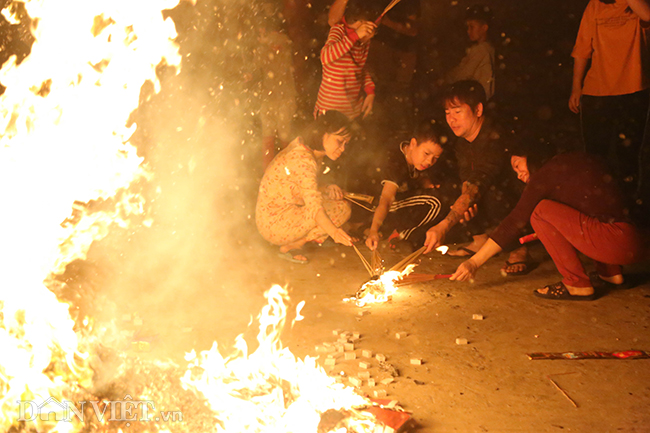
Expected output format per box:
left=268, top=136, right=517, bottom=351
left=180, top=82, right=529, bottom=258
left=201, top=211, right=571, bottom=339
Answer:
left=352, top=244, right=374, bottom=277
left=389, top=246, right=426, bottom=273
left=394, top=273, right=451, bottom=287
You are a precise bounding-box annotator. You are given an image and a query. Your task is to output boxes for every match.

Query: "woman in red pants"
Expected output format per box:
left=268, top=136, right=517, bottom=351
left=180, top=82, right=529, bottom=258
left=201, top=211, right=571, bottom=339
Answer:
left=450, top=143, right=648, bottom=300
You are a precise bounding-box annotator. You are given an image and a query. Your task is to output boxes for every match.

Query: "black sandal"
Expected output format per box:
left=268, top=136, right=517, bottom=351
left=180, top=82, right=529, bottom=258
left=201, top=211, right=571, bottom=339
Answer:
left=533, top=281, right=597, bottom=301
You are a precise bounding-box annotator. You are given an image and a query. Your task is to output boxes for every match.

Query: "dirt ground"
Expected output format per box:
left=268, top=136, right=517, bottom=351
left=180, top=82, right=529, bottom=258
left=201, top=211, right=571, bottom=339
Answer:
left=278, top=242, right=650, bottom=433
left=123, top=238, right=650, bottom=433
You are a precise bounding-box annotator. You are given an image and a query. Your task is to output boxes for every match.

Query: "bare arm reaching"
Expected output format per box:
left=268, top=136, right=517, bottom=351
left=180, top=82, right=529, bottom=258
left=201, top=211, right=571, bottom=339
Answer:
left=366, top=182, right=398, bottom=250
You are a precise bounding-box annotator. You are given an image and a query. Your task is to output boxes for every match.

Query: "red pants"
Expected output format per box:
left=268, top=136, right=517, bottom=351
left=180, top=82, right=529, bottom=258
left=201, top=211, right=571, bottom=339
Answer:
left=530, top=200, right=647, bottom=288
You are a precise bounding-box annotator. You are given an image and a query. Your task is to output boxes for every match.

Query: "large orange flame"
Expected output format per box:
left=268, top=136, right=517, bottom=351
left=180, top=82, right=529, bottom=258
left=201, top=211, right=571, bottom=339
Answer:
left=0, top=0, right=180, bottom=430
left=181, top=285, right=378, bottom=432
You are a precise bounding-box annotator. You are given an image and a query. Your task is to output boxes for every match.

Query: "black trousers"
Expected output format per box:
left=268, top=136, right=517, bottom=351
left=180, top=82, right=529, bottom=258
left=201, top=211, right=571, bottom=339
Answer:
left=376, top=186, right=459, bottom=247
left=581, top=90, right=650, bottom=198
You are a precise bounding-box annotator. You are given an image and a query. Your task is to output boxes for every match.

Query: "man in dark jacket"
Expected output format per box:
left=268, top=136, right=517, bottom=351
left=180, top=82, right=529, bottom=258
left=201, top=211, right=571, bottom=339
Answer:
left=424, top=80, right=529, bottom=275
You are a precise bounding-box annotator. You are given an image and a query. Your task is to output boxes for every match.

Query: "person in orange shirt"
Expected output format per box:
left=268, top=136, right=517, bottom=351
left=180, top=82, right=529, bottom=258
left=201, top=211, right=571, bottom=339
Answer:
left=569, top=0, right=650, bottom=211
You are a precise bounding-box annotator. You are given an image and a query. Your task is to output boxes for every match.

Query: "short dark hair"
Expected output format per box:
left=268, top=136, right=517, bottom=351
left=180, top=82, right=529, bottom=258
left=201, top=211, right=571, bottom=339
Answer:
left=303, top=111, right=352, bottom=151
left=508, top=136, right=557, bottom=176
left=465, top=4, right=493, bottom=24
left=345, top=0, right=382, bottom=23
left=442, top=79, right=486, bottom=112
left=413, top=120, right=448, bottom=148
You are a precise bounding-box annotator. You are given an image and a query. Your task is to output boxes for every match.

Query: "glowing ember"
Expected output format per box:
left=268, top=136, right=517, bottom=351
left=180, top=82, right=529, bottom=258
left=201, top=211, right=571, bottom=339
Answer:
left=350, top=265, right=416, bottom=307
left=435, top=245, right=449, bottom=255
left=181, top=285, right=379, bottom=432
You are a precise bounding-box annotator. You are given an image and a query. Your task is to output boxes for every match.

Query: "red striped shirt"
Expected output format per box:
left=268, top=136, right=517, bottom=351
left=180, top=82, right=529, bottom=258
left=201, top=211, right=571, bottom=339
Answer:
left=314, top=24, right=374, bottom=119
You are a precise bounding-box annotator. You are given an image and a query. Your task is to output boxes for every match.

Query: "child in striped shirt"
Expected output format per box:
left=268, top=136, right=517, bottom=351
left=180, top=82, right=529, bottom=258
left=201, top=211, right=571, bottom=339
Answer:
left=315, top=0, right=381, bottom=120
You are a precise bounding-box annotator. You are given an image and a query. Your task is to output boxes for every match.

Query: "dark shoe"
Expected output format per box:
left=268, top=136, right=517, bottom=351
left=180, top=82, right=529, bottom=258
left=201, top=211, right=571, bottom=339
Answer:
left=533, top=281, right=597, bottom=301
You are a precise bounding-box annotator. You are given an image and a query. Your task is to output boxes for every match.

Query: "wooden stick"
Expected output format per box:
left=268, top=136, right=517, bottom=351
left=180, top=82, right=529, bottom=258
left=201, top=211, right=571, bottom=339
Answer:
left=394, top=273, right=452, bottom=286
left=352, top=244, right=373, bottom=277
left=548, top=378, right=578, bottom=408
left=344, top=192, right=374, bottom=204
left=371, top=249, right=383, bottom=275
left=379, top=0, right=403, bottom=18
left=344, top=194, right=376, bottom=212
left=390, top=246, right=427, bottom=273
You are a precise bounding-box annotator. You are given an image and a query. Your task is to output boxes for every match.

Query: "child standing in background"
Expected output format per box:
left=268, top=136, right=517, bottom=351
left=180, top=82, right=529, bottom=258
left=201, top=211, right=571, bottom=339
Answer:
left=446, top=4, right=495, bottom=101
left=314, top=0, right=381, bottom=120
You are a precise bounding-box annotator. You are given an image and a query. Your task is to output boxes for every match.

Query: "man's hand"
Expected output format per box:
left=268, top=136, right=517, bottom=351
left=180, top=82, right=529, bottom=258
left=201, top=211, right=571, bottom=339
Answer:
left=331, top=227, right=353, bottom=246
left=365, top=229, right=380, bottom=250
left=362, top=94, right=375, bottom=118
left=460, top=204, right=478, bottom=224
left=450, top=259, right=478, bottom=282
left=568, top=88, right=581, bottom=114
left=325, top=184, right=344, bottom=200
left=424, top=222, right=448, bottom=253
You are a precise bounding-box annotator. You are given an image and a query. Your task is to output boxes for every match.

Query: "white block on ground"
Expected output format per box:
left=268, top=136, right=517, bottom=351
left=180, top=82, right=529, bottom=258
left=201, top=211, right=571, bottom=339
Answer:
left=349, top=377, right=362, bottom=387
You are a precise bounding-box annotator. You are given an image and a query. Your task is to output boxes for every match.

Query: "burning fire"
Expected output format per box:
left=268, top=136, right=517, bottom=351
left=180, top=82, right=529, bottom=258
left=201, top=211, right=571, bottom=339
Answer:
left=0, top=1, right=388, bottom=432
left=0, top=0, right=179, bottom=430
left=181, top=285, right=379, bottom=432
left=350, top=265, right=416, bottom=307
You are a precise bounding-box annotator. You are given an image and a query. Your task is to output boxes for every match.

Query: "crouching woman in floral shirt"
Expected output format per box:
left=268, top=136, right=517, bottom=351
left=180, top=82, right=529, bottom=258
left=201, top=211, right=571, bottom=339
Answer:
left=256, top=110, right=354, bottom=264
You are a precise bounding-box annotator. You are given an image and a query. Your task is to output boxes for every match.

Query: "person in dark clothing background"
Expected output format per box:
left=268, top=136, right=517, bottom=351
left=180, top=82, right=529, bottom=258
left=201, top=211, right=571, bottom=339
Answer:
left=424, top=80, right=530, bottom=276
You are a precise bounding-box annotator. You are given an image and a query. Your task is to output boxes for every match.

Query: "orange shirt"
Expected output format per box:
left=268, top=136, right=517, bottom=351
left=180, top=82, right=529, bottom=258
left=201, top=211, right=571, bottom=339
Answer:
left=572, top=0, right=649, bottom=96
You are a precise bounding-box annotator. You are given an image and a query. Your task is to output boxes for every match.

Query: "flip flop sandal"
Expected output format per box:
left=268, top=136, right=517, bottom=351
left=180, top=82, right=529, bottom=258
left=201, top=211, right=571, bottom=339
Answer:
left=533, top=281, right=597, bottom=301
left=277, top=251, right=309, bottom=264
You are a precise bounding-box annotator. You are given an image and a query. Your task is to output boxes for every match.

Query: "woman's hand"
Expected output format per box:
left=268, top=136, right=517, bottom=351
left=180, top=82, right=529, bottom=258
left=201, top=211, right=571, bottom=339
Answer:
left=325, top=184, right=344, bottom=200
left=331, top=228, right=353, bottom=246
left=365, top=230, right=380, bottom=250
left=450, top=259, right=478, bottom=282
